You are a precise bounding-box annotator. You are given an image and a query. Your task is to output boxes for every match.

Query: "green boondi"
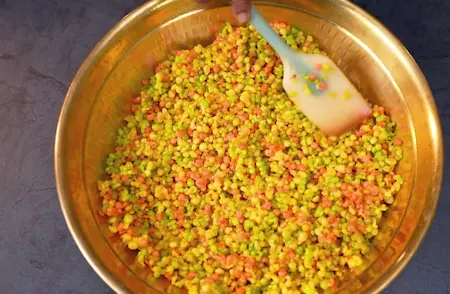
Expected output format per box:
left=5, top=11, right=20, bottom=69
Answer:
left=97, top=22, right=404, bottom=294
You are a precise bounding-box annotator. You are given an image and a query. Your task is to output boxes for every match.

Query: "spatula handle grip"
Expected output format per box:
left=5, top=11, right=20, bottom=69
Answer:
left=249, top=6, right=295, bottom=60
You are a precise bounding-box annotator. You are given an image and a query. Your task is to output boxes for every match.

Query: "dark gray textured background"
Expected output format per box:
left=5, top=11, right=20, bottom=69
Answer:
left=0, top=0, right=449, bottom=293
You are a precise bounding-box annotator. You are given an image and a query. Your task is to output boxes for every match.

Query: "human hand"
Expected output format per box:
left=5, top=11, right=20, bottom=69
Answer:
left=195, top=0, right=252, bottom=22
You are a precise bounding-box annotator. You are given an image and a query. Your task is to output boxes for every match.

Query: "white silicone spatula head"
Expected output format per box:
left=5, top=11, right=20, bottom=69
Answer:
left=249, top=6, right=372, bottom=136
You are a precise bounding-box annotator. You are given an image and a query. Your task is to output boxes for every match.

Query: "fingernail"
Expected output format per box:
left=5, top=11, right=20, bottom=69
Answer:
left=237, top=12, right=248, bottom=23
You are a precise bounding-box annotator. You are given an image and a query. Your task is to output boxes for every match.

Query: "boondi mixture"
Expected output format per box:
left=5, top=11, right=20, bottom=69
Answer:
left=97, top=23, right=404, bottom=294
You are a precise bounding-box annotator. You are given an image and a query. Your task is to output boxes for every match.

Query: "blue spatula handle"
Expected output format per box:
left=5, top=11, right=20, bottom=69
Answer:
left=249, top=6, right=324, bottom=95
left=248, top=6, right=295, bottom=60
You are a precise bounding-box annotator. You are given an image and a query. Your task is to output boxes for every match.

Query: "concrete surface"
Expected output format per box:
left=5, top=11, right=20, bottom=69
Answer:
left=0, top=0, right=449, bottom=293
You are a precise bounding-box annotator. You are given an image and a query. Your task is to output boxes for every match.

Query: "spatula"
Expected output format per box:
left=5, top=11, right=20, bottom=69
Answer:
left=249, top=6, right=372, bottom=136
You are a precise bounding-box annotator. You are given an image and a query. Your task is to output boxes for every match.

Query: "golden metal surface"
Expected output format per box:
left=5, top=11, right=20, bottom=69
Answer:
left=55, top=0, right=443, bottom=293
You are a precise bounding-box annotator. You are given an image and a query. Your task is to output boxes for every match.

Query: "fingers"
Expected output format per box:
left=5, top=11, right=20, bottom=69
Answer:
left=194, top=0, right=252, bottom=23
left=231, top=0, right=252, bottom=22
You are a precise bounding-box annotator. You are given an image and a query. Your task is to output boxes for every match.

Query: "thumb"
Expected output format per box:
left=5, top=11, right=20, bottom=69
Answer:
left=231, top=0, right=252, bottom=22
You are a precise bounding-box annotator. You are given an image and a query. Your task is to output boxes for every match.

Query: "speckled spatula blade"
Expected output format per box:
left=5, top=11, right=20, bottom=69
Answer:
left=283, top=53, right=372, bottom=136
